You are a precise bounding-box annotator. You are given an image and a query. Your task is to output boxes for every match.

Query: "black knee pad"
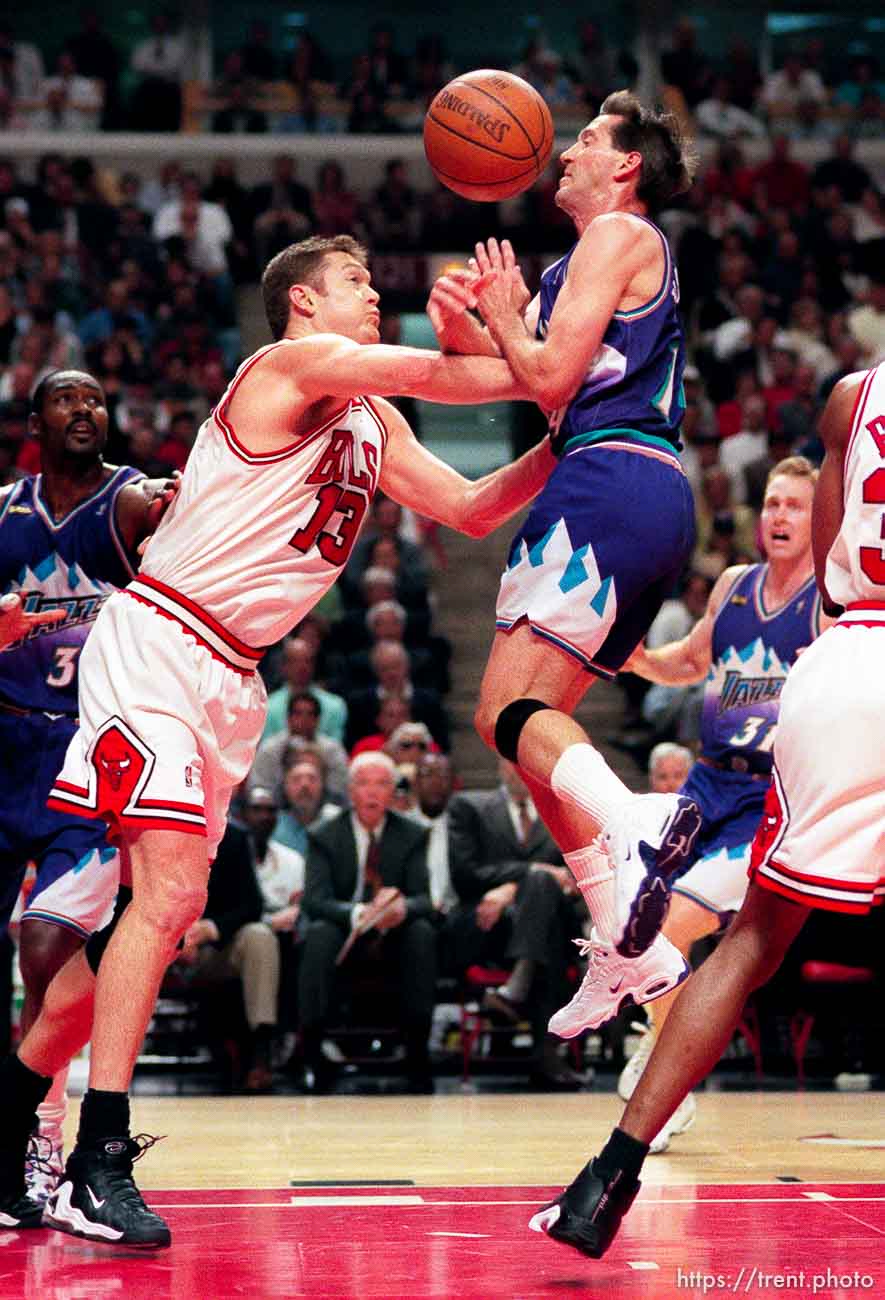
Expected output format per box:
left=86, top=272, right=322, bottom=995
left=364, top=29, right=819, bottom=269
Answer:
left=494, top=698, right=551, bottom=763
left=84, top=886, right=132, bottom=975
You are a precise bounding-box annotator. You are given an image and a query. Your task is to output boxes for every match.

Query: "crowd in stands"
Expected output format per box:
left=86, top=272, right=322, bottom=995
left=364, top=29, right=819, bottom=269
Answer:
left=2, top=13, right=883, bottom=1093
left=1, top=15, right=883, bottom=137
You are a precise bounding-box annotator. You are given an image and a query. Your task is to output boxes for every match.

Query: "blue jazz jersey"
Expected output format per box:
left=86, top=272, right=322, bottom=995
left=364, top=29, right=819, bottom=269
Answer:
left=0, top=467, right=142, bottom=714
left=700, top=565, right=822, bottom=776
left=538, top=217, right=686, bottom=458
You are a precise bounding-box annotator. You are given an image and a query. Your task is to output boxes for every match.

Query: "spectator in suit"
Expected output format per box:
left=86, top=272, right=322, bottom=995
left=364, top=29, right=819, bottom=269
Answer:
left=332, top=599, right=448, bottom=697
left=251, top=156, right=314, bottom=267
left=330, top=565, right=432, bottom=651
left=241, top=787, right=306, bottom=1050
left=250, top=691, right=350, bottom=806
left=237, top=20, right=277, bottom=83
left=299, top=752, right=436, bottom=1093
left=263, top=634, right=347, bottom=744
left=271, top=748, right=340, bottom=856
left=129, top=11, right=186, bottom=132
left=345, top=640, right=449, bottom=752
left=173, top=812, right=280, bottom=1093
left=446, top=761, right=589, bottom=1090
left=408, top=752, right=457, bottom=916
left=340, top=494, right=430, bottom=612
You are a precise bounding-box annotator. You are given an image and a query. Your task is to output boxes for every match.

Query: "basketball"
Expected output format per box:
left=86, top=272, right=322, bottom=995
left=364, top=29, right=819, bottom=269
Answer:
left=424, top=69, right=554, bottom=202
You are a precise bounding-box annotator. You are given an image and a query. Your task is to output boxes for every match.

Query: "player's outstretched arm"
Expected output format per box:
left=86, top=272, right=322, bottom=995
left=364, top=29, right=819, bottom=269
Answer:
left=623, top=566, right=747, bottom=686
left=473, top=222, right=651, bottom=411
left=115, top=472, right=182, bottom=550
left=813, top=372, right=863, bottom=616
left=292, top=334, right=529, bottom=406
left=0, top=592, right=66, bottom=649
left=377, top=399, right=554, bottom=538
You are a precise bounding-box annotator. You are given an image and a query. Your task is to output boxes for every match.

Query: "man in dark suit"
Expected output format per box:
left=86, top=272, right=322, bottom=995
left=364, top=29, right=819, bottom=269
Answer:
left=446, top=761, right=589, bottom=1090
left=345, top=640, right=450, bottom=751
left=251, top=155, right=314, bottom=266
left=299, top=751, right=436, bottom=1092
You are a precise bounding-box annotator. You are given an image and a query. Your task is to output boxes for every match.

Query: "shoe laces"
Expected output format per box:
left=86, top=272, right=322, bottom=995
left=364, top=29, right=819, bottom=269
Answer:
left=25, top=1132, right=59, bottom=1181
left=129, top=1133, right=164, bottom=1163
left=567, top=936, right=613, bottom=1005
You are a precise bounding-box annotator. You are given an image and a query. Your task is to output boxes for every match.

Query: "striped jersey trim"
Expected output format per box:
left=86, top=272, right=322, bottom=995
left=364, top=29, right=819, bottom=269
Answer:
left=755, top=859, right=885, bottom=914
left=837, top=604, right=885, bottom=627
left=125, top=576, right=264, bottom=672
left=843, top=366, right=877, bottom=470
left=612, top=218, right=671, bottom=322
left=562, top=429, right=684, bottom=470
left=494, top=617, right=616, bottom=680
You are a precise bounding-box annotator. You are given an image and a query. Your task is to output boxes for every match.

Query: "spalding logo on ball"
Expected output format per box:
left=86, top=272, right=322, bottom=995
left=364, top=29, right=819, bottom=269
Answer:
left=424, top=69, right=554, bottom=202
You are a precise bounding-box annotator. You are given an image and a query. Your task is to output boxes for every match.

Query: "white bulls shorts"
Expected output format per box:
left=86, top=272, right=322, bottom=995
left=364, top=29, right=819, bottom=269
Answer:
left=48, top=579, right=267, bottom=859
left=749, top=610, right=885, bottom=914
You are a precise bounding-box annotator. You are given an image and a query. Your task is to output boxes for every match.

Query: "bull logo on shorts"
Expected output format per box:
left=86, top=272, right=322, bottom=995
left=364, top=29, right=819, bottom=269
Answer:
left=92, top=726, right=147, bottom=812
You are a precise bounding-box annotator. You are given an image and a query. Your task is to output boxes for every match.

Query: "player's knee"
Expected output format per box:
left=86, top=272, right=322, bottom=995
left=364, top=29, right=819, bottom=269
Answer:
left=140, top=876, right=208, bottom=939
left=18, top=922, right=81, bottom=999
left=488, top=697, right=552, bottom=763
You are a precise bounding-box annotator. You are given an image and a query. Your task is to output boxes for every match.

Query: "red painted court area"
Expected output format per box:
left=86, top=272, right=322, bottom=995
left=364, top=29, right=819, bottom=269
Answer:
left=2, top=1183, right=883, bottom=1299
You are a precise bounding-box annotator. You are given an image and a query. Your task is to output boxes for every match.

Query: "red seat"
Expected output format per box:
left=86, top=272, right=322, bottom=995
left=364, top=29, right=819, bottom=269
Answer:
left=459, top=965, right=513, bottom=1084
left=790, top=961, right=875, bottom=1086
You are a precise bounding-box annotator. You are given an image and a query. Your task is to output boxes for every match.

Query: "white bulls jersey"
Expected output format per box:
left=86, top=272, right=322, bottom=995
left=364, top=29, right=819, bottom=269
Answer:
left=140, top=342, right=387, bottom=648
left=825, top=363, right=885, bottom=610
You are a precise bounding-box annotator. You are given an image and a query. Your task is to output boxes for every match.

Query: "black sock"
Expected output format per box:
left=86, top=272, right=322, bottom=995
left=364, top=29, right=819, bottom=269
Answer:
left=596, top=1126, right=649, bottom=1181
left=0, top=1053, right=53, bottom=1125
left=77, top=1089, right=131, bottom=1147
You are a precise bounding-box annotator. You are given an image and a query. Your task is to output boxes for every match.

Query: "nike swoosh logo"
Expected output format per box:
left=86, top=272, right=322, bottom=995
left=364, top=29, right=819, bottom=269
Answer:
left=609, top=977, right=624, bottom=994
left=87, top=1186, right=106, bottom=1210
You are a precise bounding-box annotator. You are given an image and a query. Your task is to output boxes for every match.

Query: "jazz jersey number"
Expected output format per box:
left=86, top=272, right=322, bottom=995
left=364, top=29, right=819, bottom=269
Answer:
left=727, top=714, right=777, bottom=753
left=47, top=645, right=81, bottom=689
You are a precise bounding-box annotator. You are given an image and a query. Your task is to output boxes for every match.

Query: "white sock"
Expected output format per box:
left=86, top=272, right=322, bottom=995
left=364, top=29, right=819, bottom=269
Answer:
left=551, top=743, right=634, bottom=827
left=565, top=843, right=618, bottom=945
left=37, top=1065, right=69, bottom=1141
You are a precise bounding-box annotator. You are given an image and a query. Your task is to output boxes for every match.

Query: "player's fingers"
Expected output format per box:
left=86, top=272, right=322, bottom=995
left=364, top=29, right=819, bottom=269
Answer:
left=28, top=609, right=67, bottom=628
left=433, top=283, right=474, bottom=313
left=485, top=237, right=503, bottom=269
left=473, top=242, right=491, bottom=275
left=439, top=275, right=477, bottom=304
left=448, top=268, right=481, bottom=288
left=501, top=239, right=517, bottom=271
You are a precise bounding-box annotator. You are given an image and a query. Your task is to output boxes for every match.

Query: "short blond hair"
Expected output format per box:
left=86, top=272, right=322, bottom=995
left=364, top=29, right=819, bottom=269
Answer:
left=766, top=455, right=819, bottom=490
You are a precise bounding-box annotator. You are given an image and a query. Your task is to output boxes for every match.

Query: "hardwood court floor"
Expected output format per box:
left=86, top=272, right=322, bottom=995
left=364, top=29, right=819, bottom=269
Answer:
left=3, top=1092, right=883, bottom=1299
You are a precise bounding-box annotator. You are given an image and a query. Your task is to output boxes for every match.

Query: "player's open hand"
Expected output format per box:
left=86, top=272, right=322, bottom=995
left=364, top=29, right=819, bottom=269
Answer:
left=0, top=592, right=66, bottom=650
left=471, top=239, right=530, bottom=325
left=427, top=268, right=481, bottom=337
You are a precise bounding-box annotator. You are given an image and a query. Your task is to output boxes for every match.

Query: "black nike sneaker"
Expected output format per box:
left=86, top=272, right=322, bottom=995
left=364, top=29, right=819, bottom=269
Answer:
left=0, top=1189, right=45, bottom=1230
left=529, top=1157, right=640, bottom=1258
left=0, top=1127, right=46, bottom=1229
left=43, top=1135, right=170, bottom=1249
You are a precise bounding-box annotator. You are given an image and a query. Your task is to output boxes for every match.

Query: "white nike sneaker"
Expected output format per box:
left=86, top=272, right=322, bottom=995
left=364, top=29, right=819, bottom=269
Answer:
left=548, top=930, right=690, bottom=1038
left=648, top=1091, right=697, bottom=1154
left=604, top=794, right=702, bottom=958
left=617, top=1021, right=656, bottom=1101
left=24, top=1129, right=64, bottom=1207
